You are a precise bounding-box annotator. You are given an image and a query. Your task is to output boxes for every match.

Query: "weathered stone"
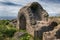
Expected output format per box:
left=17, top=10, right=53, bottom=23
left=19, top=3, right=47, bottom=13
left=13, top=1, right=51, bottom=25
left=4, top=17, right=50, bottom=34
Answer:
left=16, top=2, right=59, bottom=40
left=43, top=25, right=60, bottom=40
left=13, top=32, right=26, bottom=40
left=17, top=2, right=49, bottom=30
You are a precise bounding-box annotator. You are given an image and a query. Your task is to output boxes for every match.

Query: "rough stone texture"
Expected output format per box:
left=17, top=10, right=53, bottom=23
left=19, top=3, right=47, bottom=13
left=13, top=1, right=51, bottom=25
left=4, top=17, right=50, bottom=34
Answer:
left=17, top=2, right=49, bottom=30
left=16, top=2, right=60, bottom=40
left=13, top=32, right=26, bottom=40
left=43, top=25, right=60, bottom=40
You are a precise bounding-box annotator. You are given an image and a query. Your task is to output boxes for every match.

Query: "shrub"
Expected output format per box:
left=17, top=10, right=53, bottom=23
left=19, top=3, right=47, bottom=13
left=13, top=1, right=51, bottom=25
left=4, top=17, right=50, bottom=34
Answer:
left=4, top=28, right=16, bottom=37
left=20, top=33, right=32, bottom=40
left=0, top=32, right=4, bottom=40
left=0, top=20, right=17, bottom=39
left=0, top=20, right=10, bottom=25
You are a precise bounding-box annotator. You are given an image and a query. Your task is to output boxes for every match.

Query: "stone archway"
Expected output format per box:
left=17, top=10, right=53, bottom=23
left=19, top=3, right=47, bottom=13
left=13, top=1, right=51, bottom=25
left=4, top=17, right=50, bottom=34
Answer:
left=19, top=14, right=26, bottom=30
left=29, top=2, right=42, bottom=21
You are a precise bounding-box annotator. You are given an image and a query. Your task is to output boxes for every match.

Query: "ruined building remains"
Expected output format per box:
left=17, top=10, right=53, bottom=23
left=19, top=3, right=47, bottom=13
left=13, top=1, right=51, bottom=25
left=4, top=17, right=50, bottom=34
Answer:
left=17, top=2, right=60, bottom=40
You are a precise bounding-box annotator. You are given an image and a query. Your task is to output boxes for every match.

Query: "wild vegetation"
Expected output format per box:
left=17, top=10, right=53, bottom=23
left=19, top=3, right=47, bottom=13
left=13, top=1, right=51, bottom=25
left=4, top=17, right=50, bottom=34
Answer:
left=0, top=20, right=32, bottom=40
left=0, top=16, right=60, bottom=40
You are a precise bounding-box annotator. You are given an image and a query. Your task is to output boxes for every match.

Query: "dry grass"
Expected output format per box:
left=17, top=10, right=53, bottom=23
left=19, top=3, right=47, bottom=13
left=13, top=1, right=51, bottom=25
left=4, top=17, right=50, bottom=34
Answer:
left=49, top=17, right=60, bottom=24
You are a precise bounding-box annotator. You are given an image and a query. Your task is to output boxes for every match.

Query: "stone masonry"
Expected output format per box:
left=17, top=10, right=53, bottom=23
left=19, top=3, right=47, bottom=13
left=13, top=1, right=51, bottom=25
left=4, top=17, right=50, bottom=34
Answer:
left=17, top=2, right=60, bottom=40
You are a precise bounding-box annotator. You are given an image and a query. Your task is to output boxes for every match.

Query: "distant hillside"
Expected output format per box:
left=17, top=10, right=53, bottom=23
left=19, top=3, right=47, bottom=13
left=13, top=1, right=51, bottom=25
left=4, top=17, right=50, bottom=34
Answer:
left=56, top=13, right=60, bottom=16
left=49, top=13, right=60, bottom=17
left=0, top=16, right=17, bottom=20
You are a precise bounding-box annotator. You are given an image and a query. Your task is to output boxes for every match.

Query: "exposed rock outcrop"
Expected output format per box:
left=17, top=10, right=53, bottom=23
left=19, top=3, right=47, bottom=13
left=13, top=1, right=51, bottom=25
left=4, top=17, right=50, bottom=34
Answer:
left=13, top=32, right=26, bottom=40
left=43, top=25, right=60, bottom=40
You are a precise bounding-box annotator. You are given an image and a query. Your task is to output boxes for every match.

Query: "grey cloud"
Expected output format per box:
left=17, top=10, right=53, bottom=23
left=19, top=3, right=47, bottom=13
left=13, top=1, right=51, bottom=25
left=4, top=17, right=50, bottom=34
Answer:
left=40, top=0, right=60, bottom=3
left=0, top=1, right=23, bottom=6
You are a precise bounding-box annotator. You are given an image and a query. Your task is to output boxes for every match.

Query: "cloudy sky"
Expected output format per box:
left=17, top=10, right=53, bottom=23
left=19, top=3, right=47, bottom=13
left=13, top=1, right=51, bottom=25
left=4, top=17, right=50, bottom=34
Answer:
left=0, top=0, right=60, bottom=17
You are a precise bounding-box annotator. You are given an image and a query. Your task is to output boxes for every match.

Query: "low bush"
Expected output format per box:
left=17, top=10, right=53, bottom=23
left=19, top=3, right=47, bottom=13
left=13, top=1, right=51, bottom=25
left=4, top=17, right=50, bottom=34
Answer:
left=20, top=33, right=32, bottom=40
left=0, top=20, right=17, bottom=40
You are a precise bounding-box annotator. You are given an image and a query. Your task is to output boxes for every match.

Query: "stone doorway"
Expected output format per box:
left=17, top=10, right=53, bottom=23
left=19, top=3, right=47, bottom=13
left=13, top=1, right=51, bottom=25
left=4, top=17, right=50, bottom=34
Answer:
left=30, top=2, right=41, bottom=20
left=19, top=14, right=26, bottom=30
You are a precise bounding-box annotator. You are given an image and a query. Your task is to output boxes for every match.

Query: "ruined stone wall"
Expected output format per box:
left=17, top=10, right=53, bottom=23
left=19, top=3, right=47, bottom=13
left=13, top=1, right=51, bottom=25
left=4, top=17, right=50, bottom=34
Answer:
left=16, top=2, right=56, bottom=40
left=32, top=21, right=58, bottom=40
left=43, top=25, right=60, bottom=40
left=17, top=2, right=49, bottom=30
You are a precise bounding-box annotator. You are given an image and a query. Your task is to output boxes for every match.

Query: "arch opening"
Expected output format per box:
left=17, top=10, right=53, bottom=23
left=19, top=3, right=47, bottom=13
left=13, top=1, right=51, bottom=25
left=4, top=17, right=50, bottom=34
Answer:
left=19, top=14, right=26, bottom=30
left=30, top=3, right=42, bottom=20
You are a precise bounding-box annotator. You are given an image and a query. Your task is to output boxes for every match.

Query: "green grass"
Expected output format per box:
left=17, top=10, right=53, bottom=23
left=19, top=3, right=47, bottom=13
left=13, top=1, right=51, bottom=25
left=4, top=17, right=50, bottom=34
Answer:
left=20, top=33, right=33, bottom=40
left=0, top=20, right=33, bottom=40
left=0, top=20, right=17, bottom=40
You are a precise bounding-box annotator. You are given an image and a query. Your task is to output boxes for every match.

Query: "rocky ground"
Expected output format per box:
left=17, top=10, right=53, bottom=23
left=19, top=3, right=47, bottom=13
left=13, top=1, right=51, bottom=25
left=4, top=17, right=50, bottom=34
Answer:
left=9, top=17, right=60, bottom=40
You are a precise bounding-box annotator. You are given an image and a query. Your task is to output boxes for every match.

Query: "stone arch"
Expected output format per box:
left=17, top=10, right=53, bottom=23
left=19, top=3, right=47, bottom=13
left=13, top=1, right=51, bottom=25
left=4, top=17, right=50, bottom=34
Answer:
left=19, top=14, right=26, bottom=30
left=29, top=2, right=43, bottom=20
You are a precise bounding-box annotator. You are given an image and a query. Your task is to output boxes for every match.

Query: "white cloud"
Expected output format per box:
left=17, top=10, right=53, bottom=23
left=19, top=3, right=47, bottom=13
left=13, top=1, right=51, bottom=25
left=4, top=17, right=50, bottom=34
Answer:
left=39, top=1, right=60, bottom=14
left=0, top=0, right=60, bottom=16
left=0, top=0, right=3, bottom=1
left=0, top=5, right=21, bottom=16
